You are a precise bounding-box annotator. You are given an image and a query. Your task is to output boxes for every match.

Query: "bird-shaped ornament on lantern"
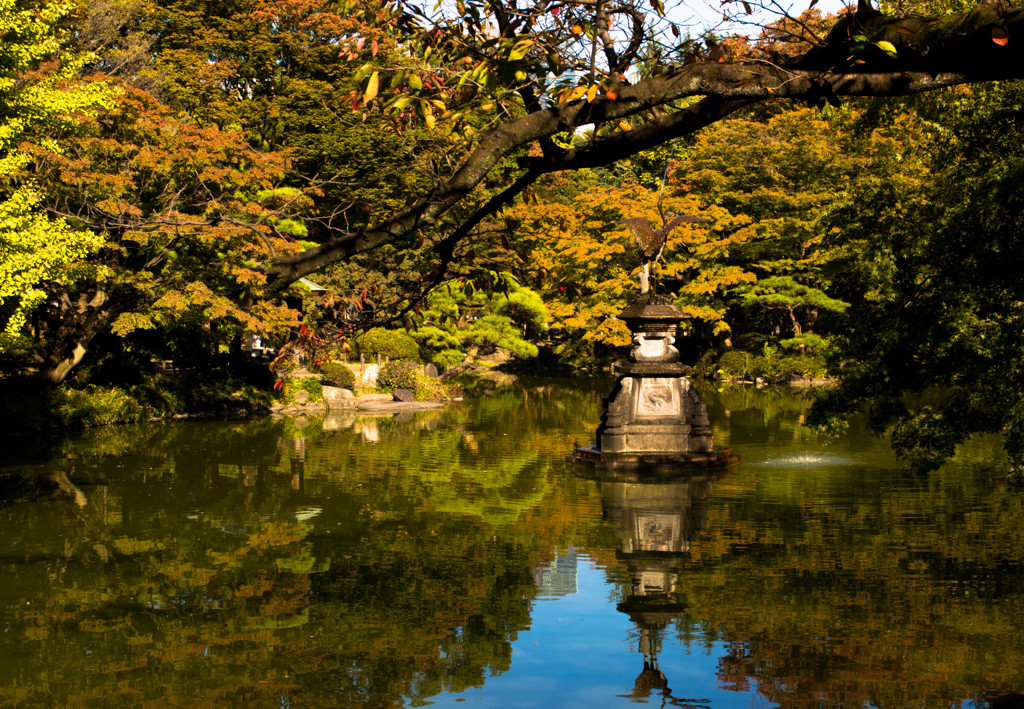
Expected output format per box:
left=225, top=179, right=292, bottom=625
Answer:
left=618, top=214, right=710, bottom=297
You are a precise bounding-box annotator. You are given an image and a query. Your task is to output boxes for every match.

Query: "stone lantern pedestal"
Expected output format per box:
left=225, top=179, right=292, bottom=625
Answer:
left=570, top=299, right=737, bottom=470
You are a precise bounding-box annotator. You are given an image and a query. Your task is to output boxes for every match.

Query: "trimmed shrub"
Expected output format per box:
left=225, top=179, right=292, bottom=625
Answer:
left=377, top=360, right=420, bottom=391
left=779, top=333, right=827, bottom=353
left=432, top=349, right=465, bottom=373
left=716, top=350, right=754, bottom=379
left=464, top=314, right=538, bottom=358
left=318, top=362, right=356, bottom=389
left=411, top=325, right=462, bottom=357
left=357, top=328, right=421, bottom=363
left=492, top=289, right=548, bottom=338
left=777, top=354, right=829, bottom=379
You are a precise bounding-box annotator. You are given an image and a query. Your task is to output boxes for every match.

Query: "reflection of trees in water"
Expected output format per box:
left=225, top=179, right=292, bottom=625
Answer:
left=0, top=406, right=594, bottom=707
left=698, top=382, right=820, bottom=448
left=0, top=377, right=619, bottom=707
left=4, top=381, right=1022, bottom=708
left=676, top=457, right=1024, bottom=708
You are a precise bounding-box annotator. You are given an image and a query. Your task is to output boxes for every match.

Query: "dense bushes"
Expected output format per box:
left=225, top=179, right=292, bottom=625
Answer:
left=377, top=360, right=419, bottom=391
left=432, top=349, right=465, bottom=372
left=705, top=344, right=828, bottom=382
left=356, top=328, right=421, bottom=363
left=317, top=362, right=356, bottom=389
left=58, top=387, right=147, bottom=427
left=374, top=360, right=456, bottom=401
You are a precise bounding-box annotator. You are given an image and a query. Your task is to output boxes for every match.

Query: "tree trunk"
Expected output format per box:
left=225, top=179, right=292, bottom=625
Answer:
left=38, top=289, right=118, bottom=387
left=788, top=307, right=802, bottom=337
left=441, top=345, right=480, bottom=381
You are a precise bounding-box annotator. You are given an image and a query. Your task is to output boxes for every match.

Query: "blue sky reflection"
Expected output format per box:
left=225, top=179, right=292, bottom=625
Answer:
left=431, top=556, right=768, bottom=708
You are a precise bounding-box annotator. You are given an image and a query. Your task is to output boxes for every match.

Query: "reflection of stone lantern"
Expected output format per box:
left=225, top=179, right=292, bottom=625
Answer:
left=590, top=469, right=722, bottom=703
left=571, top=298, right=736, bottom=469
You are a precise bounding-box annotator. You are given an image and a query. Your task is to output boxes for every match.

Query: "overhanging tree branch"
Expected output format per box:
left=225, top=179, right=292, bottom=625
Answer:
left=264, top=3, right=1024, bottom=292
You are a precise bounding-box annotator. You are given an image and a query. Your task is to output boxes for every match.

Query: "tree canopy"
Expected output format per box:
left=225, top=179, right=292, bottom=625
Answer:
left=255, top=0, right=1024, bottom=291
left=4, top=0, right=1024, bottom=470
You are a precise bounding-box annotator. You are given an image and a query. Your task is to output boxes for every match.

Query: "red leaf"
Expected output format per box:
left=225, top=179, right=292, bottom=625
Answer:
left=299, top=324, right=308, bottom=336
left=356, top=37, right=366, bottom=51
left=992, top=27, right=1010, bottom=46
left=274, top=379, right=284, bottom=391
left=372, top=39, right=379, bottom=56
left=501, top=235, right=511, bottom=250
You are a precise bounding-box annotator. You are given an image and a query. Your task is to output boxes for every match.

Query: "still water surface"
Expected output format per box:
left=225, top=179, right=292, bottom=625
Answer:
left=1, top=379, right=1022, bottom=708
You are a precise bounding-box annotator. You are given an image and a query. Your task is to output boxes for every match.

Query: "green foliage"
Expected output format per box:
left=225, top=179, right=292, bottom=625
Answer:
left=412, top=325, right=463, bottom=357
left=0, top=382, right=145, bottom=431
left=374, top=359, right=456, bottom=400
left=317, top=362, right=356, bottom=390
left=888, top=406, right=958, bottom=471
left=285, top=377, right=323, bottom=404
left=408, top=279, right=547, bottom=367
left=712, top=344, right=827, bottom=382
left=464, top=314, right=539, bottom=359
left=377, top=360, right=420, bottom=391
left=809, top=83, right=1024, bottom=469
left=779, top=333, right=828, bottom=353
left=413, top=372, right=455, bottom=401
left=716, top=349, right=756, bottom=379
left=0, top=0, right=116, bottom=347
left=56, top=386, right=146, bottom=428
left=433, top=349, right=465, bottom=372
left=737, top=276, right=849, bottom=335
left=776, top=354, right=828, bottom=379
left=492, top=289, right=548, bottom=339
left=357, top=327, right=422, bottom=363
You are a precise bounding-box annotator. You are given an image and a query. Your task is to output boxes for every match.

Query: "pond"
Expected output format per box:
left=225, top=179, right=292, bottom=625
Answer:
left=1, top=378, right=1022, bottom=708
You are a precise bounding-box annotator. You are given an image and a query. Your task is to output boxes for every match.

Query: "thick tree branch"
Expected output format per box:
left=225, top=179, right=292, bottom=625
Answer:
left=264, top=3, right=1024, bottom=292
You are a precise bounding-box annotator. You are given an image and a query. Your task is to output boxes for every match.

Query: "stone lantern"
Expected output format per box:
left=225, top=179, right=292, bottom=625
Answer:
left=571, top=297, right=736, bottom=470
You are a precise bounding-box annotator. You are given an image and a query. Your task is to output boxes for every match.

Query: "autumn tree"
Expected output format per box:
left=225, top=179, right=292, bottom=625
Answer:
left=0, top=0, right=115, bottom=354
left=677, top=105, right=934, bottom=348
left=500, top=174, right=749, bottom=366
left=19, top=86, right=302, bottom=384
left=246, top=0, right=1024, bottom=296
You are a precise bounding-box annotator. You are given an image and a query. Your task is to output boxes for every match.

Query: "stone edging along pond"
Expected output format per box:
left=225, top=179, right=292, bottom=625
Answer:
left=269, top=391, right=448, bottom=418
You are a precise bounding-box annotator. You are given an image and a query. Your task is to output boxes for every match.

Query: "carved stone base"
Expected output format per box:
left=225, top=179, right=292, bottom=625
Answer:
left=570, top=298, right=737, bottom=472
left=569, top=444, right=737, bottom=471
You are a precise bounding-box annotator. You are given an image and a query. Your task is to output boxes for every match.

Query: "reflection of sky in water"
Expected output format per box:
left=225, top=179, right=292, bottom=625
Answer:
left=432, top=557, right=765, bottom=708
